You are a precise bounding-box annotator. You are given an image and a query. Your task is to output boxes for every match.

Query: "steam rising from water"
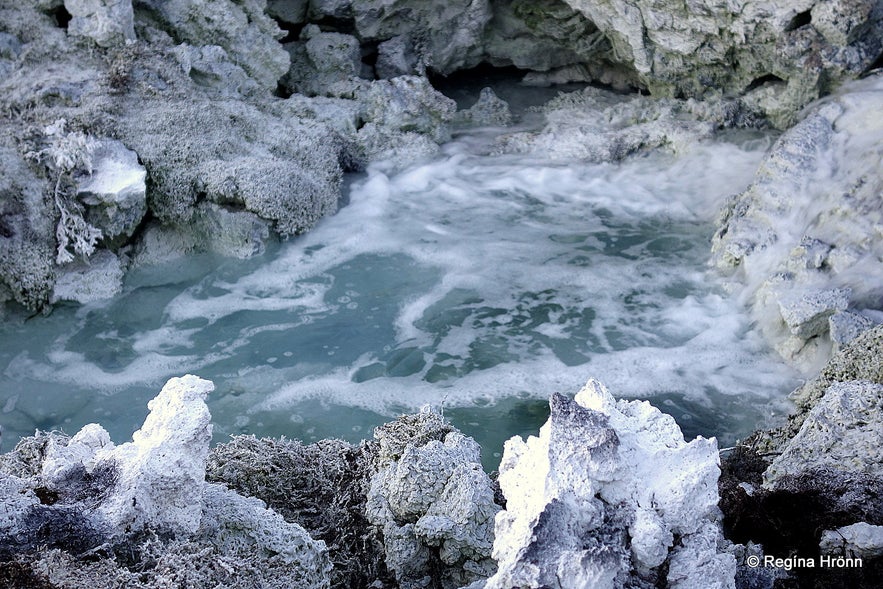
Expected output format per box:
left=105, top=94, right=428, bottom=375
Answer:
left=0, top=127, right=798, bottom=456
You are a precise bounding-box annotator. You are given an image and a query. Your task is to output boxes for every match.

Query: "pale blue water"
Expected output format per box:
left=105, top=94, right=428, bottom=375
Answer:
left=0, top=124, right=799, bottom=468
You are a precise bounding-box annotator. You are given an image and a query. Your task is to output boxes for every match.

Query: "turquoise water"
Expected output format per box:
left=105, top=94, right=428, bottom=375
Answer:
left=0, top=126, right=799, bottom=469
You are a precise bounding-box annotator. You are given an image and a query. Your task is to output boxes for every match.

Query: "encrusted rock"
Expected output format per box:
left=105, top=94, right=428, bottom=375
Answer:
left=558, top=0, right=883, bottom=125
left=455, top=87, right=512, bottom=127
left=366, top=409, right=499, bottom=589
left=351, top=0, right=491, bottom=74
left=776, top=287, right=851, bottom=339
left=0, top=375, right=332, bottom=588
left=50, top=248, right=124, bottom=304
left=136, top=0, right=289, bottom=91
left=486, top=380, right=734, bottom=589
left=820, top=522, right=883, bottom=558
left=98, top=375, right=215, bottom=536
left=496, top=85, right=719, bottom=161
left=64, top=0, right=136, bottom=47
left=829, top=311, right=879, bottom=353
left=359, top=76, right=458, bottom=144
left=77, top=139, right=147, bottom=241
left=281, top=25, right=364, bottom=97
left=764, top=380, right=883, bottom=487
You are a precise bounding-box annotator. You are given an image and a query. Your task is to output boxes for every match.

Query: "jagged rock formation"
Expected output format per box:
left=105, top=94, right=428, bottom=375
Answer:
left=720, top=327, right=883, bottom=588
left=0, top=375, right=331, bottom=589
left=483, top=380, right=734, bottom=589
left=366, top=411, right=500, bottom=589
left=712, top=74, right=883, bottom=372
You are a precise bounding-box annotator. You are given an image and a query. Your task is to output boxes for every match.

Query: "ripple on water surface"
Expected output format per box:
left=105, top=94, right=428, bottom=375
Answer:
left=0, top=129, right=799, bottom=468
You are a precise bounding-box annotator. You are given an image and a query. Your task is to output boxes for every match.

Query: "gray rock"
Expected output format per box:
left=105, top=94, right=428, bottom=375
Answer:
left=281, top=25, right=364, bottom=97
left=376, top=35, right=419, bottom=79
left=307, top=0, right=352, bottom=20
left=267, top=0, right=309, bottom=24
left=0, top=145, right=56, bottom=311
left=78, top=139, right=147, bottom=240
left=764, top=381, right=883, bottom=487
left=0, top=375, right=332, bottom=588
left=359, top=76, right=457, bottom=143
left=366, top=410, right=499, bottom=589
left=820, top=522, right=883, bottom=558
left=172, top=43, right=260, bottom=96
left=135, top=0, right=290, bottom=91
left=486, top=380, right=734, bottom=589
left=455, top=87, right=512, bottom=127
left=200, top=483, right=332, bottom=586
left=829, top=311, right=878, bottom=352
left=776, top=287, right=851, bottom=339
left=64, top=0, right=136, bottom=47
left=0, top=32, right=23, bottom=59
left=355, top=123, right=441, bottom=172
left=496, top=86, right=718, bottom=161
left=351, top=0, right=491, bottom=74
left=192, top=202, right=273, bottom=259
left=712, top=75, right=883, bottom=368
left=50, top=248, right=124, bottom=303
left=116, top=97, right=343, bottom=236
left=558, top=0, right=883, bottom=126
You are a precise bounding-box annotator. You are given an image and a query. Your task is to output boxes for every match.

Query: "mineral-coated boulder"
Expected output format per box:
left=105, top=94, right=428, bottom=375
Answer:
left=486, top=380, right=734, bottom=589
left=77, top=139, right=147, bottom=240
left=50, top=248, right=124, bottom=303
left=64, top=0, right=136, bottom=47
left=366, top=410, right=499, bottom=589
left=135, top=0, right=290, bottom=91
left=351, top=0, right=492, bottom=74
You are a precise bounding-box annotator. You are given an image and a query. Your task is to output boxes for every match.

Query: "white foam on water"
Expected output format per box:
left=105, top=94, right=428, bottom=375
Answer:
left=1, top=122, right=801, bottom=446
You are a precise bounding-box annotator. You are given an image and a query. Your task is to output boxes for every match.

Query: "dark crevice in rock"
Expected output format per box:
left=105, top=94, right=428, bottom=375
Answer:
left=276, top=20, right=306, bottom=44
left=746, top=73, right=786, bottom=92
left=720, top=446, right=883, bottom=589
left=274, top=82, right=292, bottom=99
left=49, top=5, right=72, bottom=29
left=785, top=10, right=812, bottom=32
left=862, top=51, right=883, bottom=76
left=0, top=560, right=55, bottom=589
left=310, top=16, right=357, bottom=36
left=360, top=40, right=380, bottom=69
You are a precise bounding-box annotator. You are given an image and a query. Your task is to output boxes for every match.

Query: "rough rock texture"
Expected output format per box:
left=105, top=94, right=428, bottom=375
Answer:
left=713, top=74, right=883, bottom=370
left=77, top=139, right=147, bottom=241
left=764, top=380, right=883, bottom=485
left=495, top=85, right=744, bottom=162
left=351, top=0, right=492, bottom=75
left=0, top=375, right=331, bottom=589
left=359, top=75, right=458, bottom=143
left=207, top=435, right=391, bottom=589
left=486, top=380, right=734, bottom=589
left=65, top=0, right=137, bottom=48
left=280, top=25, right=364, bottom=97
left=820, top=522, right=883, bottom=558
left=454, top=87, right=512, bottom=127
left=135, top=0, right=290, bottom=92
left=720, top=328, right=883, bottom=588
left=366, top=410, right=500, bottom=589
left=50, top=248, right=124, bottom=303
left=0, top=143, right=56, bottom=311
left=559, top=0, right=883, bottom=126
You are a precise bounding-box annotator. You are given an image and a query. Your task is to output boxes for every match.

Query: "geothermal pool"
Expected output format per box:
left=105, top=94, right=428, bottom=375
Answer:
left=0, top=117, right=800, bottom=468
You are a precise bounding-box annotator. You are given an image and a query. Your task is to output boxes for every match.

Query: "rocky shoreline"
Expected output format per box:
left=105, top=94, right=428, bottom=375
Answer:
left=2, top=0, right=883, bottom=587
